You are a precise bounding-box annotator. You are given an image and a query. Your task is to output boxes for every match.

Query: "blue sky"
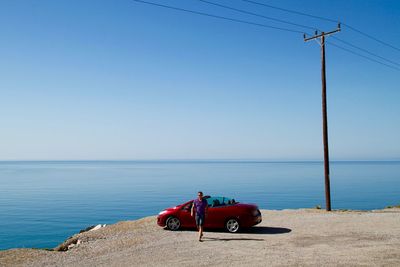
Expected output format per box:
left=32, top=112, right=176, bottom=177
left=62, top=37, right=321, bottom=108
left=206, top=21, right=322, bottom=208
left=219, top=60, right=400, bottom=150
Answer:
left=0, top=0, right=399, bottom=160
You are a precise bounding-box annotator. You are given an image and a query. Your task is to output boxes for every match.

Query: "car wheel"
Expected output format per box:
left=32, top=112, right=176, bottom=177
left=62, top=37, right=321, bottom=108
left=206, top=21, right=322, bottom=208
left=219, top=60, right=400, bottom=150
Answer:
left=226, top=218, right=240, bottom=233
left=166, top=217, right=181, bottom=231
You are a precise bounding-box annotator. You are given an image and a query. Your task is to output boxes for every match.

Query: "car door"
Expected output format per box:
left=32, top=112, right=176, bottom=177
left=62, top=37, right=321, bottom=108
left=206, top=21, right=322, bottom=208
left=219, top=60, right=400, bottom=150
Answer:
left=179, top=201, right=196, bottom=228
left=204, top=197, right=227, bottom=228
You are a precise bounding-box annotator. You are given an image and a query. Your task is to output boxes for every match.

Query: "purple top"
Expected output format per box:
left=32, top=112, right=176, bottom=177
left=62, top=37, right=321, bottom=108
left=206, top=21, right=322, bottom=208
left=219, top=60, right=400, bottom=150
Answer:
left=193, top=198, right=208, bottom=216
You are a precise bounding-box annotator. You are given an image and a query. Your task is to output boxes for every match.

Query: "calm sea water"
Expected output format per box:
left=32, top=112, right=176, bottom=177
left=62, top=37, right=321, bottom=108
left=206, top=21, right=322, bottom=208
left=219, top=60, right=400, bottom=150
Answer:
left=0, top=160, right=399, bottom=250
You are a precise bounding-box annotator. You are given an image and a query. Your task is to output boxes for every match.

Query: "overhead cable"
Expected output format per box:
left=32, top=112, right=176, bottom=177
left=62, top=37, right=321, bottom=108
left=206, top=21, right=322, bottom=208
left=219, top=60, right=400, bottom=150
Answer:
left=327, top=41, right=400, bottom=71
left=132, top=0, right=304, bottom=34
left=205, top=0, right=400, bottom=68
left=198, top=0, right=316, bottom=31
left=241, top=0, right=400, bottom=52
left=133, top=0, right=400, bottom=71
left=241, top=0, right=338, bottom=23
left=332, top=36, right=400, bottom=67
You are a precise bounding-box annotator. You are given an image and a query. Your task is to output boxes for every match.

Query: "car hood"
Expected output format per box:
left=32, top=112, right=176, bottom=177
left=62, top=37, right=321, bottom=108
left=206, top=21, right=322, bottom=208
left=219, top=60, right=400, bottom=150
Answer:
left=166, top=206, right=179, bottom=211
left=159, top=206, right=179, bottom=214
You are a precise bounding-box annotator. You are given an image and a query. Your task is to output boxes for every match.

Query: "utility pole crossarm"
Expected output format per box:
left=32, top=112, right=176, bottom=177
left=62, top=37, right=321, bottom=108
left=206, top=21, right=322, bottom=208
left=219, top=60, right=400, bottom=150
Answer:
left=304, top=23, right=341, bottom=42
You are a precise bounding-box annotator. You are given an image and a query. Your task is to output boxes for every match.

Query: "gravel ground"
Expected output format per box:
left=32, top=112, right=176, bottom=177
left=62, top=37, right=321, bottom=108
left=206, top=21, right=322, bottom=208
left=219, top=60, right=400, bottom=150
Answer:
left=1, top=209, right=400, bottom=267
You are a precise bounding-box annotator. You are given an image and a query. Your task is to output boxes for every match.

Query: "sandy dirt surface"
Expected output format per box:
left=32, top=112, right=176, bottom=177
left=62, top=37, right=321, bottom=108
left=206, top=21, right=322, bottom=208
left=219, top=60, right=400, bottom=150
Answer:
left=1, top=209, right=400, bottom=267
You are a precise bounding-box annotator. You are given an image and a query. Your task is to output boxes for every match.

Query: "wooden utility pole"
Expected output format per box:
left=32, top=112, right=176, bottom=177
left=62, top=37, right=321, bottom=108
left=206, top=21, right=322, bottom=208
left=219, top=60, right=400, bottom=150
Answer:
left=304, top=24, right=340, bottom=211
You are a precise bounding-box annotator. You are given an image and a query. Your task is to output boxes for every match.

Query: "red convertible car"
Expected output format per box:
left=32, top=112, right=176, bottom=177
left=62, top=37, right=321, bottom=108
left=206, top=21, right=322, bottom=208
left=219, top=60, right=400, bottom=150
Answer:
left=157, top=196, right=262, bottom=233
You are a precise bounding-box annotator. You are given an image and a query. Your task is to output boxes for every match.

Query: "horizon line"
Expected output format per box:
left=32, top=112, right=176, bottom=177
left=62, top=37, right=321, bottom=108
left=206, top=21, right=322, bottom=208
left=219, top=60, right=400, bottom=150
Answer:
left=0, top=159, right=400, bottom=162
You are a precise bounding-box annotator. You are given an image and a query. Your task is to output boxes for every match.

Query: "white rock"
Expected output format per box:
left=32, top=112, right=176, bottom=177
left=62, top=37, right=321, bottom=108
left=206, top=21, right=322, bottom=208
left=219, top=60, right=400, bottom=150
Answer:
left=89, top=224, right=106, bottom=232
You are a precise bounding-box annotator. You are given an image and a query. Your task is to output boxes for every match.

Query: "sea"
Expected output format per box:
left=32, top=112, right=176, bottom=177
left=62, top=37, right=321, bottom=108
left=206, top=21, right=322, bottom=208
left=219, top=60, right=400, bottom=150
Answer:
left=0, top=160, right=399, bottom=250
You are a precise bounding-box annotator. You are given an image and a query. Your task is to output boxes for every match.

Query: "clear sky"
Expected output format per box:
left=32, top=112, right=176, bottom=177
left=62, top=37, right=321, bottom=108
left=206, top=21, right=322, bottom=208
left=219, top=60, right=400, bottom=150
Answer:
left=0, top=0, right=399, bottom=160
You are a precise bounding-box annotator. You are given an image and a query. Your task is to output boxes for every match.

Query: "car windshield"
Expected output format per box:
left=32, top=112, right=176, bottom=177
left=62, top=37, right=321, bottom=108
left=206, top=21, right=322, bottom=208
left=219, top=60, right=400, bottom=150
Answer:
left=181, top=202, right=193, bottom=211
left=205, top=196, right=236, bottom=207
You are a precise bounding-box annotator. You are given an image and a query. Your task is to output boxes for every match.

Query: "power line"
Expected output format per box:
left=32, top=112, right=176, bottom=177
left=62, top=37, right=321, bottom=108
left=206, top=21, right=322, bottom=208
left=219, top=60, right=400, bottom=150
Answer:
left=198, top=0, right=316, bottom=31
left=203, top=0, right=400, bottom=69
left=133, top=0, right=400, bottom=71
left=241, top=0, right=400, bottom=52
left=332, top=36, right=400, bottom=67
left=241, top=0, right=338, bottom=23
left=342, top=23, right=400, bottom=53
left=327, top=41, right=400, bottom=71
left=132, top=0, right=304, bottom=34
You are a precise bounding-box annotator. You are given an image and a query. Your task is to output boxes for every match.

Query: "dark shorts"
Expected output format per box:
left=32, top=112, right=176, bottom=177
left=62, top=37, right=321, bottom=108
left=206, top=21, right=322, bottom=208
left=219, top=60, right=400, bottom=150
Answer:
left=195, top=214, right=205, bottom=226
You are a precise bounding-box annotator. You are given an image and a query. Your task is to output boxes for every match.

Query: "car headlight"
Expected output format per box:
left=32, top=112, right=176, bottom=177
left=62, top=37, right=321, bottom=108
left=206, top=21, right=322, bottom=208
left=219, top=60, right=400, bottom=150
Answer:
left=159, top=210, right=167, bottom=215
